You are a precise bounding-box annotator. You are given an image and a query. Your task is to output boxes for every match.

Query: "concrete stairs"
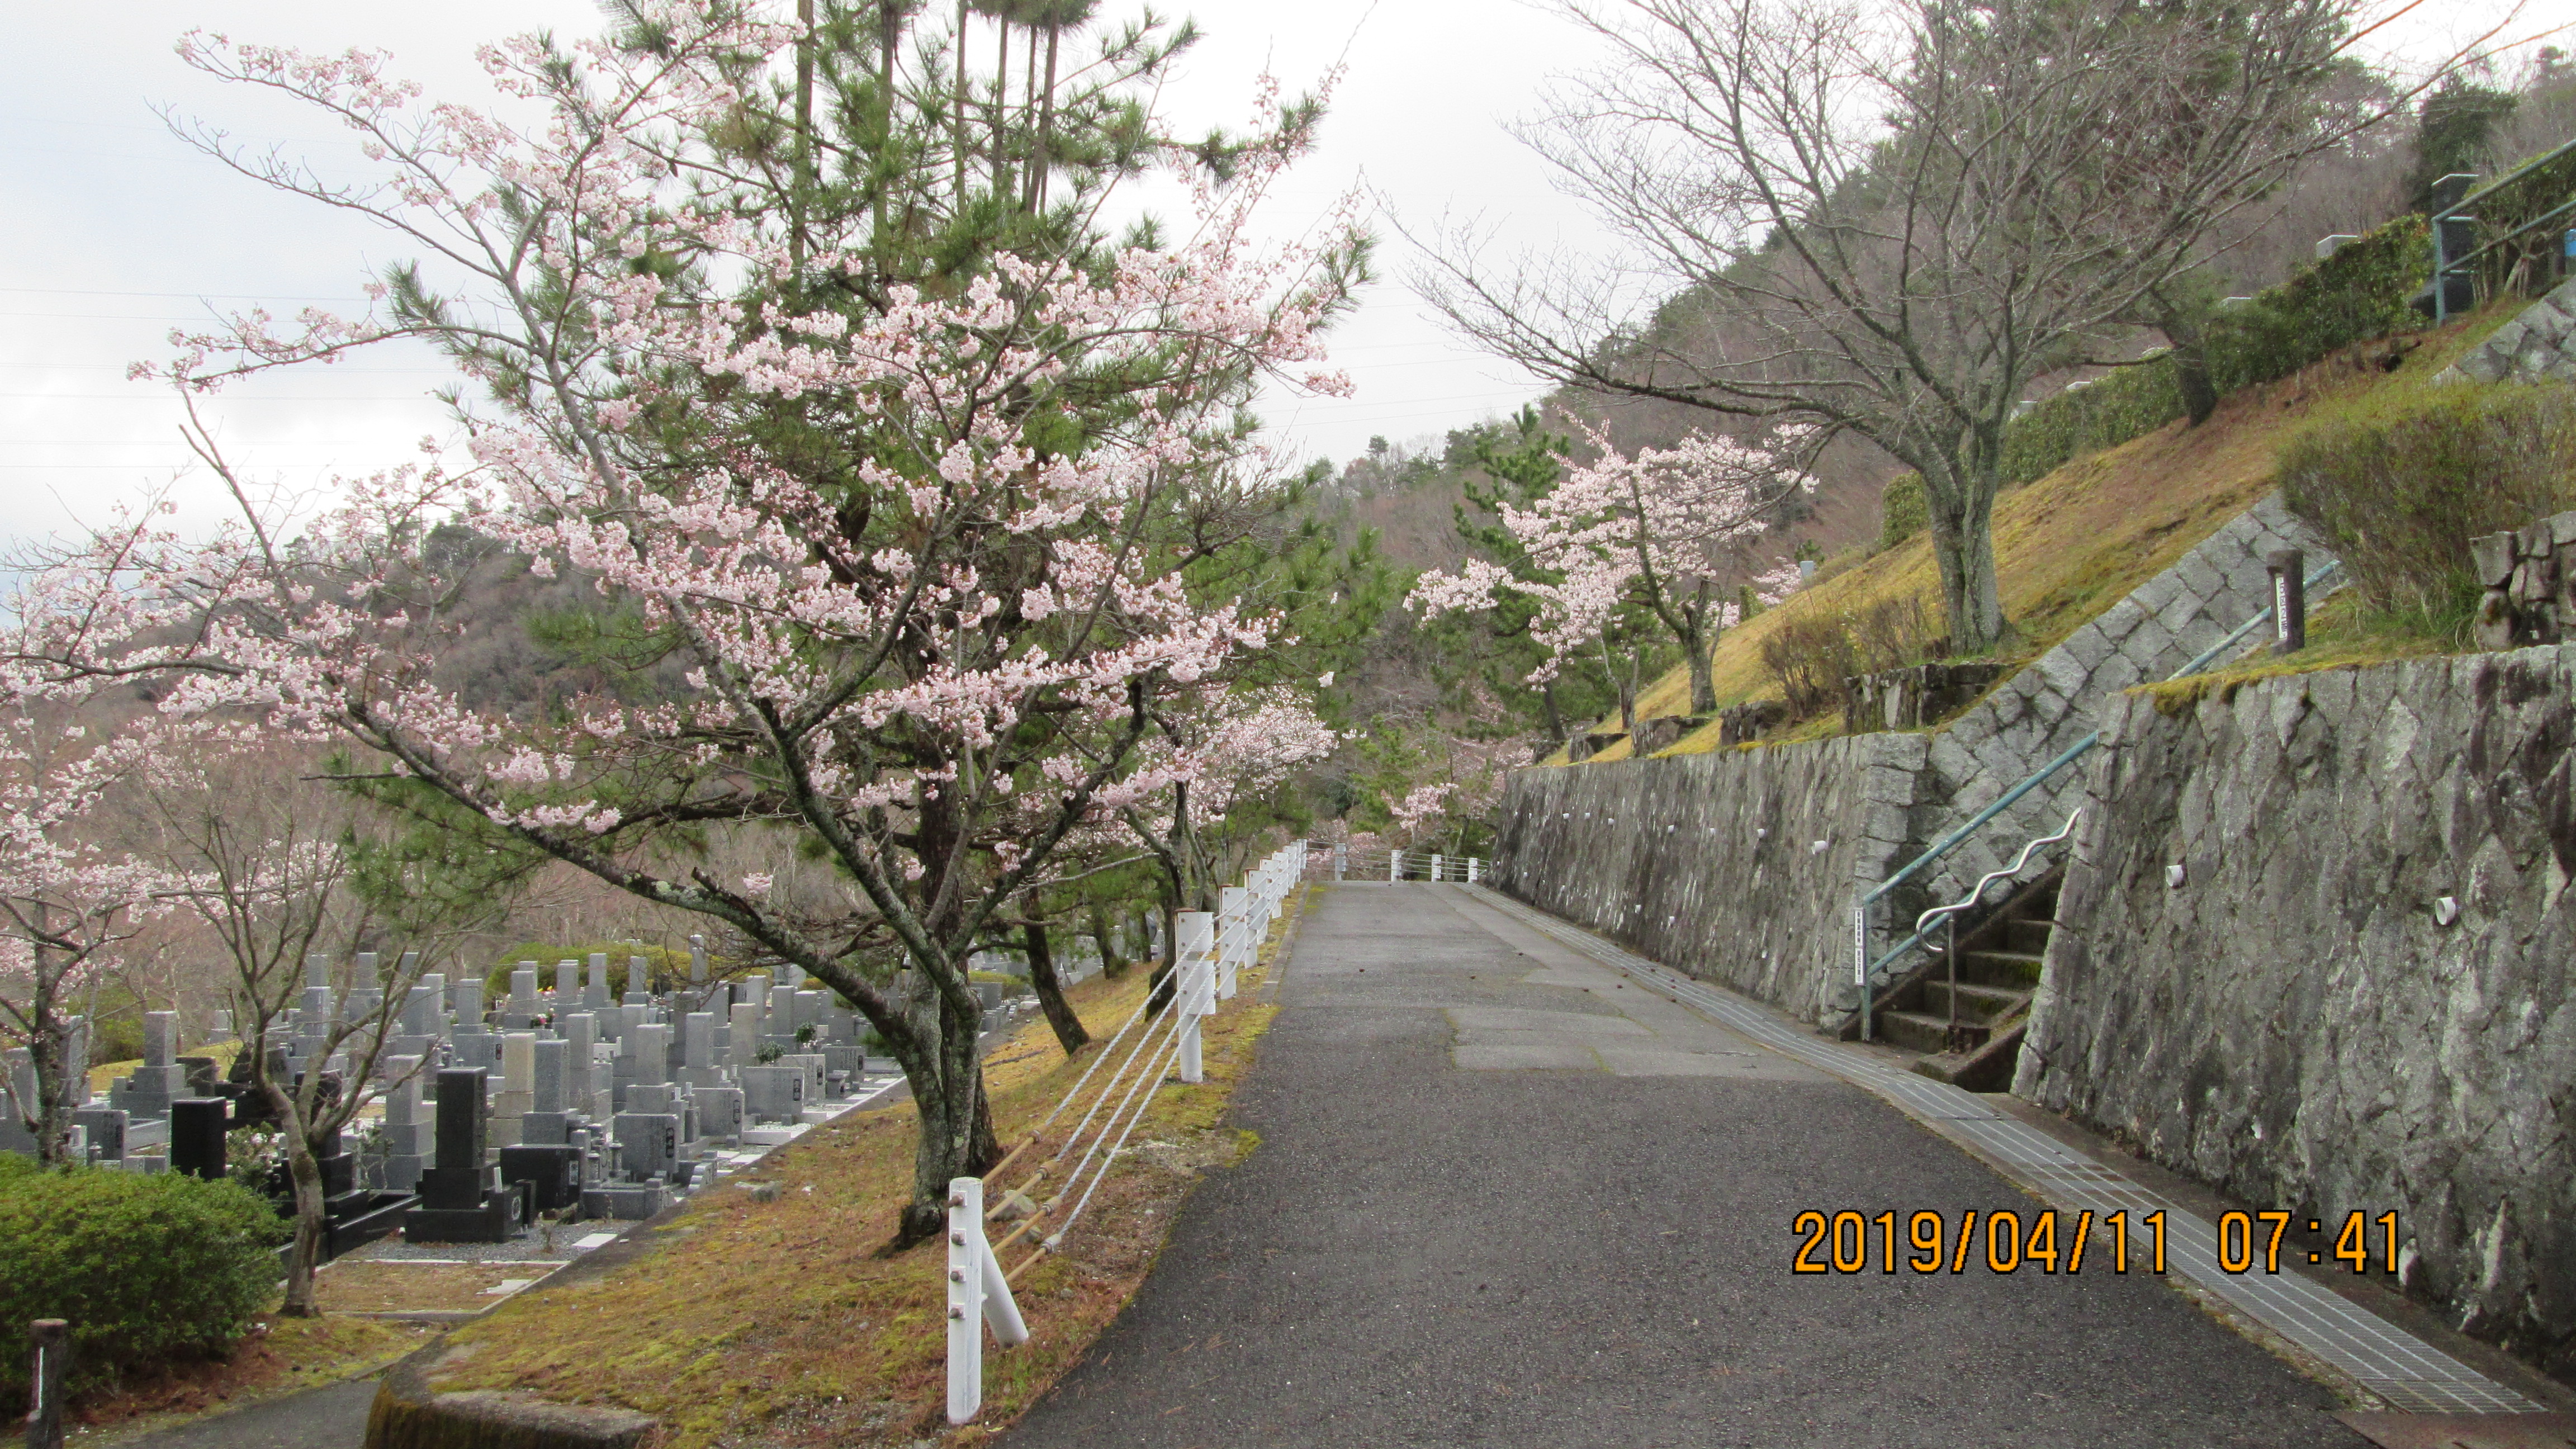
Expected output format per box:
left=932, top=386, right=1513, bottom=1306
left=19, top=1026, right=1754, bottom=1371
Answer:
left=1868, top=873, right=2058, bottom=1091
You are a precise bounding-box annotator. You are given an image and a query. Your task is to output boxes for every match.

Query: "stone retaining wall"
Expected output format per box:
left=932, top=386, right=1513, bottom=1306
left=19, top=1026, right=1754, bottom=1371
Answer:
left=2014, top=646, right=2576, bottom=1375
left=1488, top=734, right=1931, bottom=1024
left=2436, top=275, right=2576, bottom=386
left=1909, top=492, right=2335, bottom=922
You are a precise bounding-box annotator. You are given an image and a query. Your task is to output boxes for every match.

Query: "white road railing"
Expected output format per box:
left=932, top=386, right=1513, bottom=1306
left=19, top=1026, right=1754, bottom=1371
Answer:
left=944, top=839, right=1308, bottom=1424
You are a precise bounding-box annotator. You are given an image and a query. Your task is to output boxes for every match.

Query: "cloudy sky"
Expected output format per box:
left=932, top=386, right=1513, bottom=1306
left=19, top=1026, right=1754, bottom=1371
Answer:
left=0, top=0, right=2536, bottom=547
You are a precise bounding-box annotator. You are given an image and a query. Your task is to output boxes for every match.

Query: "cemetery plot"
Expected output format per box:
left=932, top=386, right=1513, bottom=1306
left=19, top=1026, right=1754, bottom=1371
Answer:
left=315, top=1259, right=571, bottom=1316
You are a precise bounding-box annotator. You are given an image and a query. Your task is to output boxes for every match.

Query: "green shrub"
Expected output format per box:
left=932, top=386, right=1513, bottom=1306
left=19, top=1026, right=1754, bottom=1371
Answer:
left=0, top=1166, right=287, bottom=1409
left=2279, top=382, right=2576, bottom=633
left=2000, top=216, right=2431, bottom=489
left=1879, top=473, right=1929, bottom=550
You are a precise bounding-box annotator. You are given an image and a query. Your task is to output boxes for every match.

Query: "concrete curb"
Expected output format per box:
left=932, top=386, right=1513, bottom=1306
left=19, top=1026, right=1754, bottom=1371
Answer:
left=366, top=1343, right=655, bottom=1449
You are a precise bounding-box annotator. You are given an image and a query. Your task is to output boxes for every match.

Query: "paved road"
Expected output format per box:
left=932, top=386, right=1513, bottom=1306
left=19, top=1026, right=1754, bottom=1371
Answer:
left=1004, top=883, right=2367, bottom=1448
left=108, top=1379, right=377, bottom=1449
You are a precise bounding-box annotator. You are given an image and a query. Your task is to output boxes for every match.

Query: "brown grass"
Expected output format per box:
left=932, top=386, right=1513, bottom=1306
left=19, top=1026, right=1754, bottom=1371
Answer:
left=312, top=1260, right=564, bottom=1317
left=1552, top=306, right=2523, bottom=764
left=70, top=1316, right=429, bottom=1441
left=422, top=895, right=1303, bottom=1448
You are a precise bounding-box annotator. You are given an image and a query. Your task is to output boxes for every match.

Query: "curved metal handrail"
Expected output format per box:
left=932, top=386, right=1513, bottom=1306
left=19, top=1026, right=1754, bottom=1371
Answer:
left=1913, top=808, right=2084, bottom=943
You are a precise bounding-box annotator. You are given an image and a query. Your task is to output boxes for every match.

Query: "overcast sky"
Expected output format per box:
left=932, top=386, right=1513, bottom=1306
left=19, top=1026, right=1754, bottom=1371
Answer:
left=0, top=0, right=2539, bottom=548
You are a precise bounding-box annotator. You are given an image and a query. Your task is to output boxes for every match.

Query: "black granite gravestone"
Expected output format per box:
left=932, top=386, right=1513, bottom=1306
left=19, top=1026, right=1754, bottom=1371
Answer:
left=403, top=1067, right=519, bottom=1243
left=169, top=1098, right=228, bottom=1180
left=499, top=1144, right=584, bottom=1214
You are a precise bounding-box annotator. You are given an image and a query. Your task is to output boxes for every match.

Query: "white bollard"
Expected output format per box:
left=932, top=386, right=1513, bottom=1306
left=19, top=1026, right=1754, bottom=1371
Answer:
left=1390, top=849, right=1402, bottom=883
left=1176, top=911, right=1214, bottom=1083
left=1467, top=857, right=1480, bottom=883
left=1432, top=852, right=1444, bottom=882
left=945, top=1177, right=1029, bottom=1426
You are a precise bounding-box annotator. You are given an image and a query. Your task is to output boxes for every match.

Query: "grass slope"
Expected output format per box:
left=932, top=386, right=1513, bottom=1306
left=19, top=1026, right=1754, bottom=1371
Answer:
left=422, top=896, right=1304, bottom=1448
left=1558, top=307, right=2520, bottom=764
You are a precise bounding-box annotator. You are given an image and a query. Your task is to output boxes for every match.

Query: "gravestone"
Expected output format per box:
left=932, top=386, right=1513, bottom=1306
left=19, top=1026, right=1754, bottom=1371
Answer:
left=504, top=965, right=541, bottom=1028
left=109, top=1011, right=188, bottom=1120
left=499, top=1144, right=583, bottom=1214
left=405, top=1067, right=517, bottom=1243
left=739, top=1065, right=805, bottom=1123
left=680, top=1012, right=719, bottom=1088
left=555, top=959, right=579, bottom=1008
left=585, top=954, right=611, bottom=1011
left=615, top=1112, right=680, bottom=1182
left=689, top=935, right=708, bottom=984
left=169, top=1098, right=228, bottom=1180
left=449, top=981, right=497, bottom=1069
left=491, top=1032, right=537, bottom=1146
left=780, top=1053, right=827, bottom=1110
left=626, top=955, right=649, bottom=1002
left=693, top=1086, right=744, bottom=1144
left=522, top=1038, right=574, bottom=1145
left=729, top=1002, right=761, bottom=1069
left=72, top=1106, right=127, bottom=1163
left=378, top=1057, right=430, bottom=1191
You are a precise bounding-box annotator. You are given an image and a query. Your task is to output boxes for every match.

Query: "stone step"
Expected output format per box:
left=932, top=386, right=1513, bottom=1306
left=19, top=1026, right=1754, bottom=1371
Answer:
left=1961, top=948, right=2045, bottom=988
left=2003, top=918, right=2055, bottom=956
left=1874, top=1010, right=1988, bottom=1056
left=1919, top=979, right=2024, bottom=1024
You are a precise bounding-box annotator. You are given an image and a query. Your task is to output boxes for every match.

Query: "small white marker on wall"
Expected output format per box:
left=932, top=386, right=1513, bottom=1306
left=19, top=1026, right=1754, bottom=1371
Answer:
left=2433, top=896, right=2461, bottom=926
left=2166, top=862, right=2187, bottom=889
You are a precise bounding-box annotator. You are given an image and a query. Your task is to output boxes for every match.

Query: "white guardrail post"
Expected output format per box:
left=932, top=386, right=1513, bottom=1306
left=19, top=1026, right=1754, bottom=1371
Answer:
left=946, top=1176, right=1029, bottom=1425
left=948, top=844, right=1327, bottom=1423
left=1175, top=911, right=1214, bottom=1083
left=1218, top=886, right=1247, bottom=1000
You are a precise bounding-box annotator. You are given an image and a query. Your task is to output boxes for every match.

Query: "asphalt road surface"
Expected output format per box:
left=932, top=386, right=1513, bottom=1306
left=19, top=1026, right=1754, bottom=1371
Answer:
left=1002, top=882, right=2367, bottom=1449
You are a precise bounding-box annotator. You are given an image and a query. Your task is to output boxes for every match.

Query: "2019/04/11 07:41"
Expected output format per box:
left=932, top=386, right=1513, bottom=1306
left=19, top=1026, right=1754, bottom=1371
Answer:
left=1788, top=1209, right=2405, bottom=1276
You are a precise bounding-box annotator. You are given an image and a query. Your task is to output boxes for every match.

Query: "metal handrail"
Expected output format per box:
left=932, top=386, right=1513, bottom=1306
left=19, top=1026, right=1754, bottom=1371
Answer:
left=1912, top=809, right=2085, bottom=943
left=2432, top=135, right=2576, bottom=225
left=1851, top=557, right=2345, bottom=1040
left=1904, top=808, right=2083, bottom=1050
left=2431, top=135, right=2576, bottom=323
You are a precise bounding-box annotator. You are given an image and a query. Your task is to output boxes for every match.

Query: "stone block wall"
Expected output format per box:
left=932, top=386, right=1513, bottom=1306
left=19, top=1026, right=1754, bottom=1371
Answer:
left=2436, top=275, right=2576, bottom=386
left=2015, top=646, right=2576, bottom=1374
left=1909, top=493, right=2334, bottom=922
left=1488, top=733, right=1932, bottom=1024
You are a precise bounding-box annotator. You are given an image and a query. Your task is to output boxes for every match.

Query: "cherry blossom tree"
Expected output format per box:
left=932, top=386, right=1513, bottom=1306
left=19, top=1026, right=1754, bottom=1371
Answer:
left=112, top=3, right=1359, bottom=1243
left=0, top=505, right=245, bottom=1164
left=1412, top=423, right=1811, bottom=731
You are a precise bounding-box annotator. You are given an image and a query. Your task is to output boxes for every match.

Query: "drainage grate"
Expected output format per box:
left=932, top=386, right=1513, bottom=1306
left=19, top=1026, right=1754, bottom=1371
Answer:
left=1468, top=889, right=2542, bottom=1417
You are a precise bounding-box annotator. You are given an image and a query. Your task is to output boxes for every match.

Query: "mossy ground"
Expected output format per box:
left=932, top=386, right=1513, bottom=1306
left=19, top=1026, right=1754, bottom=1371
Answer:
left=1554, top=303, right=2528, bottom=765
left=421, top=896, right=1301, bottom=1448
left=74, top=1314, right=429, bottom=1443
left=2132, top=591, right=2459, bottom=718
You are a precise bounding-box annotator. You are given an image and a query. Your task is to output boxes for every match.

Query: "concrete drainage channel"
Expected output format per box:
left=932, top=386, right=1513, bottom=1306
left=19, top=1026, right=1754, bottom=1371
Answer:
left=1462, top=887, right=2565, bottom=1429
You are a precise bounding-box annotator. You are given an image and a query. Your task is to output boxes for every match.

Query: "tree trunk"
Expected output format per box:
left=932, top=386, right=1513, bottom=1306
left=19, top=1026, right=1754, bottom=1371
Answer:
left=279, top=1131, right=329, bottom=1316
left=792, top=0, right=815, bottom=269
left=27, top=1011, right=71, bottom=1168
left=1028, top=22, right=1060, bottom=211
left=1927, top=479, right=2005, bottom=655
left=1022, top=917, right=1089, bottom=1053
left=1088, top=903, right=1128, bottom=979
left=1540, top=679, right=1567, bottom=749
left=990, top=18, right=1011, bottom=199
left=952, top=0, right=968, bottom=207
left=1682, top=590, right=1716, bottom=716
left=2153, top=293, right=2221, bottom=428
left=890, top=979, right=1002, bottom=1248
